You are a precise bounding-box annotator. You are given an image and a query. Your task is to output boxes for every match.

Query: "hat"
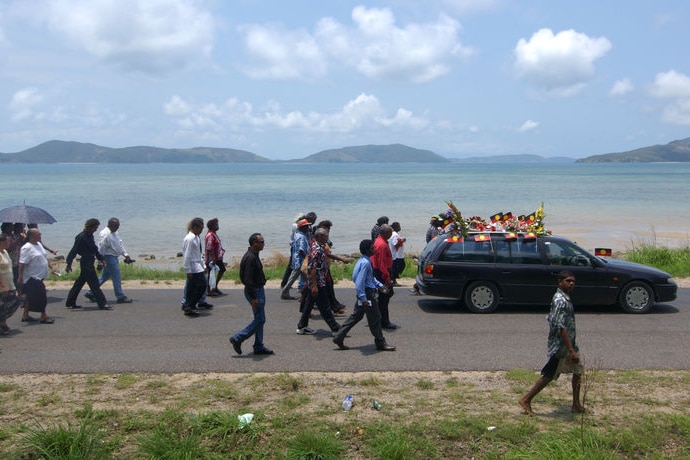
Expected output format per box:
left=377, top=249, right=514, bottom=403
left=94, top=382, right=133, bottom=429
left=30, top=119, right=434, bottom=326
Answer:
left=297, top=219, right=310, bottom=228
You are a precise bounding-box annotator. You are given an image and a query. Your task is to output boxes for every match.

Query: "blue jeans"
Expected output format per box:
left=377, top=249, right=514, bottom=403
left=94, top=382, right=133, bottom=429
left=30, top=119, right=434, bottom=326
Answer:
left=232, top=287, right=266, bottom=351
left=99, top=255, right=125, bottom=299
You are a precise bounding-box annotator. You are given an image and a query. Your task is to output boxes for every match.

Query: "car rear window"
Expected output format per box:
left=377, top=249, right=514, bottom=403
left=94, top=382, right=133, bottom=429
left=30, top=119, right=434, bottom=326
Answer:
left=440, top=239, right=495, bottom=263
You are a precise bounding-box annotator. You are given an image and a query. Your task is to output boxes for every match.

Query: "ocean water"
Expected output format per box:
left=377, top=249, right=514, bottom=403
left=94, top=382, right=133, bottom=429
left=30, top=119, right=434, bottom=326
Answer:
left=1, top=162, right=689, bottom=264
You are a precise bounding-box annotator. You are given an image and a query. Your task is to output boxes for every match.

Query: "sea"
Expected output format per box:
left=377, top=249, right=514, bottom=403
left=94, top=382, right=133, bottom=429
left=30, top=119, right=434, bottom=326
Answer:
left=2, top=162, right=689, bottom=266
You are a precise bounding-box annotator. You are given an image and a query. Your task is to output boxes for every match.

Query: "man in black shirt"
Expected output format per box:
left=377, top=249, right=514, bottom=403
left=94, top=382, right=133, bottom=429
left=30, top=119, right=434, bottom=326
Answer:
left=65, top=218, right=110, bottom=310
left=229, top=233, right=273, bottom=356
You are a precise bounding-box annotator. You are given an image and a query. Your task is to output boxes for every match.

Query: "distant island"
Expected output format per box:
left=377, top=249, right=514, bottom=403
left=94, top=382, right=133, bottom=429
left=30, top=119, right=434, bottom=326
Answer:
left=0, top=140, right=449, bottom=164
left=577, top=137, right=690, bottom=163
left=1, top=137, right=689, bottom=163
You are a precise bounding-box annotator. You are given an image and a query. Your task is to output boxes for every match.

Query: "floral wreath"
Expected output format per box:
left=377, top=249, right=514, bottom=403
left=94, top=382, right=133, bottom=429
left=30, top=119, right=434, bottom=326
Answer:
left=441, top=201, right=550, bottom=238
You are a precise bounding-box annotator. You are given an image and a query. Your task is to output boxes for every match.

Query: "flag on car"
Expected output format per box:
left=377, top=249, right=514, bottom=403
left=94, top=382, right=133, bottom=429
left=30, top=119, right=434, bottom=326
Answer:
left=595, top=248, right=612, bottom=257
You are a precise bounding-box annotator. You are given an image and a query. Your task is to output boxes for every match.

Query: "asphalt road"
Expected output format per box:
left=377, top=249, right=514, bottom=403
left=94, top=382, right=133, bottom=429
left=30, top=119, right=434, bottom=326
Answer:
left=1, top=285, right=688, bottom=373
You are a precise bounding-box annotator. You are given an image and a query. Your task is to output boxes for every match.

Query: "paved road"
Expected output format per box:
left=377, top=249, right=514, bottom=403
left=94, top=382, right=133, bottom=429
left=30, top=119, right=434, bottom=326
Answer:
left=1, top=285, right=688, bottom=373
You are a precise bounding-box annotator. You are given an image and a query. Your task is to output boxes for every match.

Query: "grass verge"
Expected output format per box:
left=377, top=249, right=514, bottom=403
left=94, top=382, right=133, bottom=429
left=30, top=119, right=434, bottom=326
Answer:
left=1, top=370, right=688, bottom=458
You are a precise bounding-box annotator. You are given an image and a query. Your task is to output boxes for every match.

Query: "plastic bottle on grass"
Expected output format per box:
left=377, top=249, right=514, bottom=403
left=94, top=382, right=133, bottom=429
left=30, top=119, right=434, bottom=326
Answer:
left=342, top=395, right=353, bottom=411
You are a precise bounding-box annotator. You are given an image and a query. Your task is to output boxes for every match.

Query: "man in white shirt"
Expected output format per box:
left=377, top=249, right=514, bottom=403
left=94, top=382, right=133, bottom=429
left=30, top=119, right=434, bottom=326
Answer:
left=86, top=217, right=134, bottom=304
left=182, top=217, right=206, bottom=317
left=388, top=222, right=406, bottom=286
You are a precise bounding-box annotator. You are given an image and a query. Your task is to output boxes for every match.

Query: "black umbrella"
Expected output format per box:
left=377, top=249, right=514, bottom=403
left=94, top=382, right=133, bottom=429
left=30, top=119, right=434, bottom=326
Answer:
left=0, top=204, right=57, bottom=224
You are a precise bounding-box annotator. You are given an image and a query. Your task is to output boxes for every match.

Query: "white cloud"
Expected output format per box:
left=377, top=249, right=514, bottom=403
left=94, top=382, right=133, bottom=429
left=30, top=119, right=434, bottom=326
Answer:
left=240, top=6, right=472, bottom=82
left=518, top=119, right=539, bottom=132
left=35, top=0, right=214, bottom=74
left=513, top=28, right=611, bottom=95
left=650, top=70, right=690, bottom=125
left=165, top=93, right=429, bottom=136
left=650, top=70, right=690, bottom=98
left=238, top=24, right=327, bottom=80
left=9, top=87, right=44, bottom=121
left=609, top=78, right=634, bottom=96
left=164, top=95, right=193, bottom=116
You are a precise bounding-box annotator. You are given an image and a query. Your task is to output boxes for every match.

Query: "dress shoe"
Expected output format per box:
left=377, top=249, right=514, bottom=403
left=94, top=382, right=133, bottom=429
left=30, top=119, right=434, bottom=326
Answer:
left=184, top=309, right=200, bottom=317
left=65, top=304, right=82, bottom=309
left=197, top=302, right=214, bottom=309
left=117, top=297, right=133, bottom=304
left=332, top=337, right=349, bottom=350
left=376, top=344, right=396, bottom=351
left=98, top=304, right=113, bottom=310
left=229, top=337, right=242, bottom=355
left=253, top=348, right=274, bottom=355
left=382, top=322, right=398, bottom=330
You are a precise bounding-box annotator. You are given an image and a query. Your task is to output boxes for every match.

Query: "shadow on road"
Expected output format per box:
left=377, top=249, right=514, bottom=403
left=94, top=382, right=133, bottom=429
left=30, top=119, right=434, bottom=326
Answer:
left=417, top=297, right=680, bottom=315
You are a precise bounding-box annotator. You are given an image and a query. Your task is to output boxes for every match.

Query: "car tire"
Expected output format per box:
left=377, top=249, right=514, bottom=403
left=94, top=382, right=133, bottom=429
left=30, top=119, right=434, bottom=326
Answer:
left=464, top=281, right=499, bottom=313
left=619, top=281, right=653, bottom=313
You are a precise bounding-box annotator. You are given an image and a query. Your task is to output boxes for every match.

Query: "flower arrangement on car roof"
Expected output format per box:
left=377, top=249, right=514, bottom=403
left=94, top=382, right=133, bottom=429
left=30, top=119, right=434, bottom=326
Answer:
left=442, top=201, right=550, bottom=237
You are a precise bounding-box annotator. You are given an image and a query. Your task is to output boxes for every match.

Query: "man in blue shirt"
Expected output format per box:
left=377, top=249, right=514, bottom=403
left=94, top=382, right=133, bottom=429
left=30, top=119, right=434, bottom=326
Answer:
left=332, top=239, right=395, bottom=351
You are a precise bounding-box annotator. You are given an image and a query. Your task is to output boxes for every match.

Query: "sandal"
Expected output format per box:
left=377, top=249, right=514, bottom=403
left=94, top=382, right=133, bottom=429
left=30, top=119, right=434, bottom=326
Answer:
left=40, top=317, right=55, bottom=324
left=21, top=316, right=39, bottom=322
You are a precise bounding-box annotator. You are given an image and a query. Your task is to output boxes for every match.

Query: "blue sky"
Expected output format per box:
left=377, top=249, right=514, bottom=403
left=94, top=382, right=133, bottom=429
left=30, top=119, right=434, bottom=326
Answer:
left=1, top=0, right=689, bottom=160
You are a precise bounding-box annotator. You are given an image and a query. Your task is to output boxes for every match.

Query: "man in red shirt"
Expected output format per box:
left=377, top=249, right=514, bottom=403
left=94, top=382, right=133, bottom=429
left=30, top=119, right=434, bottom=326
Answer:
left=370, top=224, right=397, bottom=329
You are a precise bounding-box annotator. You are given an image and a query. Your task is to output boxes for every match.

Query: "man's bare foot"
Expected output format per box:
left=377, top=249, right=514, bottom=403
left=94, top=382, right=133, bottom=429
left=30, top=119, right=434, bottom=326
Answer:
left=519, top=398, right=535, bottom=416
left=571, top=405, right=588, bottom=414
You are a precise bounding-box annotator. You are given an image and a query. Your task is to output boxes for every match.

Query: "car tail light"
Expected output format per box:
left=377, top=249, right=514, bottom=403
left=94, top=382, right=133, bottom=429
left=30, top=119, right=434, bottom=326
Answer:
left=424, top=264, right=434, bottom=276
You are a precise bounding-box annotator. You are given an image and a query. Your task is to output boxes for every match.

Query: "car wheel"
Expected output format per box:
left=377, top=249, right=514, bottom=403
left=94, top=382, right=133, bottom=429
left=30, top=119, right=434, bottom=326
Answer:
left=464, top=281, right=499, bottom=313
left=619, top=281, right=653, bottom=313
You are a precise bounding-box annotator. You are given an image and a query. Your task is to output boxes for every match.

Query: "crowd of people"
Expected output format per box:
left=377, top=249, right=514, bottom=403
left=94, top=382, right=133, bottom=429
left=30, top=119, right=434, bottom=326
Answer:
left=1, top=211, right=587, bottom=416
left=0, top=212, right=408, bottom=353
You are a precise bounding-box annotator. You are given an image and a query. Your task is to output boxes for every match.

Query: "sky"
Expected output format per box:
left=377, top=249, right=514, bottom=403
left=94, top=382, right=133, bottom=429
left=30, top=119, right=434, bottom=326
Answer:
left=1, top=0, right=689, bottom=160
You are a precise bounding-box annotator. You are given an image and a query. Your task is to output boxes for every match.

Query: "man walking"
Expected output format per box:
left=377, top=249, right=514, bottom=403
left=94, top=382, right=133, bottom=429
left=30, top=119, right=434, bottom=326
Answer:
left=388, top=221, right=406, bottom=286
left=371, top=224, right=397, bottom=329
left=229, top=233, right=273, bottom=355
left=181, top=218, right=206, bottom=317
left=281, top=219, right=310, bottom=300
left=65, top=218, right=110, bottom=310
left=295, top=228, right=341, bottom=335
left=332, top=239, right=395, bottom=351
left=86, top=217, right=133, bottom=304
left=519, top=270, right=587, bottom=416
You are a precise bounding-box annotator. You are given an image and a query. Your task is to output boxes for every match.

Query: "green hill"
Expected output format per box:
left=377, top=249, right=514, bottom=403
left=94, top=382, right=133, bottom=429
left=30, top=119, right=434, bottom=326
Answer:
left=0, top=140, right=272, bottom=163
left=298, top=143, right=449, bottom=163
left=577, top=137, right=690, bottom=163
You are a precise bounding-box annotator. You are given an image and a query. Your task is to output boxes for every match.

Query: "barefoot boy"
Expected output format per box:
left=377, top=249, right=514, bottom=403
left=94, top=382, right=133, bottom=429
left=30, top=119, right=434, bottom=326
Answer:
left=519, top=270, right=586, bottom=416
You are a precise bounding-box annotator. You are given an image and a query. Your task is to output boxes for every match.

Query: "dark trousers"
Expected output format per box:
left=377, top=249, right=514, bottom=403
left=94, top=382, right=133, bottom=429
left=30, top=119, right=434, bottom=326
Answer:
left=333, top=288, right=386, bottom=347
left=326, top=273, right=343, bottom=312
left=297, top=286, right=340, bottom=332
left=373, top=268, right=394, bottom=326
left=184, top=272, right=207, bottom=310
left=391, top=258, right=406, bottom=281
left=66, top=261, right=107, bottom=307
